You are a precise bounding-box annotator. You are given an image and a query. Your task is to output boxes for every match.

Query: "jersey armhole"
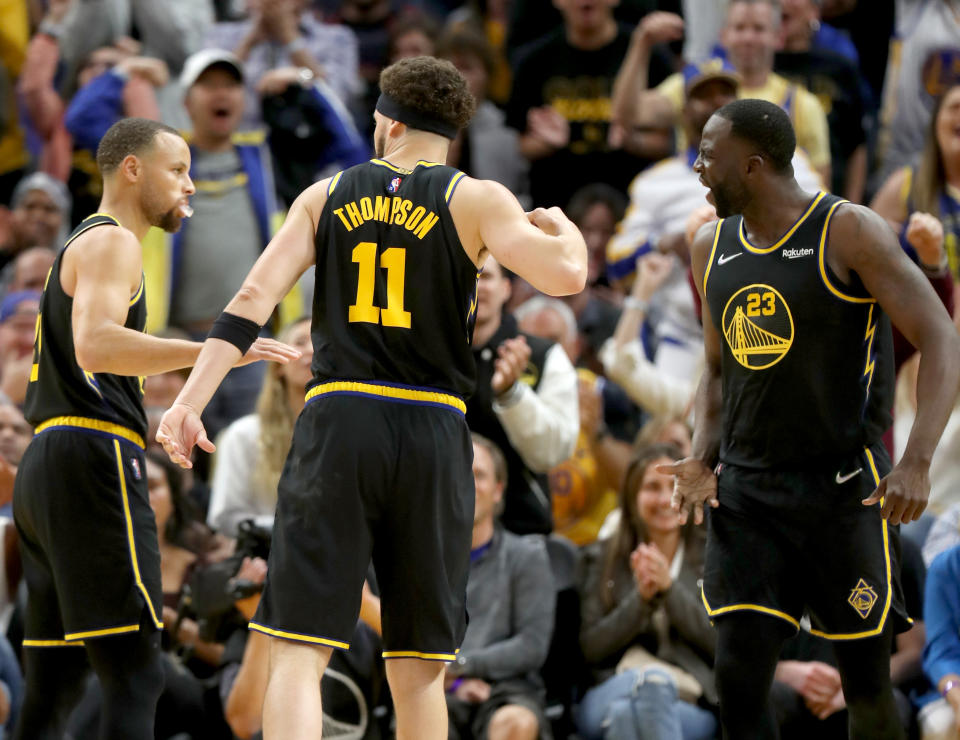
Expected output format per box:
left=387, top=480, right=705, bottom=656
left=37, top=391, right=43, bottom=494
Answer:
left=701, top=219, right=724, bottom=295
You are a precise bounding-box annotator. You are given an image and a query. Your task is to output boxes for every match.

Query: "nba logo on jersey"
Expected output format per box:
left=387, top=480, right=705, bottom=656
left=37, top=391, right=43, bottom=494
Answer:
left=387, top=176, right=402, bottom=193
left=130, top=458, right=142, bottom=480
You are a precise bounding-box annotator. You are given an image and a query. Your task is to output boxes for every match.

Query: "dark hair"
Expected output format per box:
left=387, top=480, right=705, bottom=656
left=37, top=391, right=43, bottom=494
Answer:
left=379, top=57, right=476, bottom=132
left=911, top=83, right=960, bottom=219
left=435, top=27, right=496, bottom=81
left=714, top=98, right=795, bottom=174
left=388, top=14, right=440, bottom=59
left=146, top=449, right=214, bottom=554
left=599, top=442, right=690, bottom=610
left=566, top=183, right=628, bottom=227
left=96, top=117, right=180, bottom=175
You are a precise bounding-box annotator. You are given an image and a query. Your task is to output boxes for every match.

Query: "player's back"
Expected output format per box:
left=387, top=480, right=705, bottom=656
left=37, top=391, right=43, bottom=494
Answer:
left=311, top=159, right=478, bottom=400
left=25, top=214, right=148, bottom=443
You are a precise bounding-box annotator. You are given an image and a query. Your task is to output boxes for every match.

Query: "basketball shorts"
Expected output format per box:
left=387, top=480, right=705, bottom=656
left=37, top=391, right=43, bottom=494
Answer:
left=251, top=385, right=474, bottom=660
left=702, top=442, right=912, bottom=639
left=13, top=420, right=163, bottom=646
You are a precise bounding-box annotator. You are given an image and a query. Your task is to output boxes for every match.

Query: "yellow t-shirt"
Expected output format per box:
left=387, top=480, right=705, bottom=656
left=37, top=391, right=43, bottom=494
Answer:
left=656, top=69, right=831, bottom=172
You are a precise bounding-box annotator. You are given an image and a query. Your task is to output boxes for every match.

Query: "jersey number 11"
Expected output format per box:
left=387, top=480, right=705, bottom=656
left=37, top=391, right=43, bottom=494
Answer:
left=348, top=242, right=411, bottom=329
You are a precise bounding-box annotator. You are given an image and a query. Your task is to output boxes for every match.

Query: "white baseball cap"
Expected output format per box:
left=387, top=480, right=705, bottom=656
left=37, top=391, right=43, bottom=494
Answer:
left=180, top=49, right=244, bottom=92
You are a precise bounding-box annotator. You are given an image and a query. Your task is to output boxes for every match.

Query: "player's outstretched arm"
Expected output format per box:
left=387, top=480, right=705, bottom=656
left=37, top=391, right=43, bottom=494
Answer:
left=451, top=178, right=587, bottom=296
left=657, top=220, right=722, bottom=525
left=157, top=181, right=324, bottom=468
left=830, top=204, right=960, bottom=524
left=71, top=227, right=301, bottom=377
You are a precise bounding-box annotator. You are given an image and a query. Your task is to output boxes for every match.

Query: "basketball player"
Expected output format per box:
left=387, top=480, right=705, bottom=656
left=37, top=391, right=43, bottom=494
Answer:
left=13, top=118, right=298, bottom=739
left=660, top=98, right=960, bottom=739
left=156, top=57, right=587, bottom=738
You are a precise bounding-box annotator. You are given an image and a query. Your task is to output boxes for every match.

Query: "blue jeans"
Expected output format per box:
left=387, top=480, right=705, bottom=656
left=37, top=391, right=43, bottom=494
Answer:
left=577, top=668, right=718, bottom=740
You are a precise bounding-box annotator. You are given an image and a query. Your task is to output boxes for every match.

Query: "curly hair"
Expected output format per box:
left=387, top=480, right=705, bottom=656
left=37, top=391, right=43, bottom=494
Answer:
left=379, top=56, right=476, bottom=132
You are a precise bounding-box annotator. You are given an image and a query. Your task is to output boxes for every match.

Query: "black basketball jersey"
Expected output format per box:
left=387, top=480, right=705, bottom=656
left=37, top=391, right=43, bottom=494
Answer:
left=703, top=192, right=894, bottom=469
left=25, top=214, right=148, bottom=439
left=310, top=159, right=479, bottom=399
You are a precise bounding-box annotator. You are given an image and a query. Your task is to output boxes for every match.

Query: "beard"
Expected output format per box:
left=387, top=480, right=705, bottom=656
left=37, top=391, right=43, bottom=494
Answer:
left=152, top=206, right=183, bottom=234
left=710, top=181, right=744, bottom=219
left=374, top=129, right=386, bottom=158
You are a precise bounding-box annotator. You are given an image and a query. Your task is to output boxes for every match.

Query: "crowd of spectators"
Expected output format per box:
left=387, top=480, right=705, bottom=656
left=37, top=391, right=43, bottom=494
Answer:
left=1, top=0, right=960, bottom=738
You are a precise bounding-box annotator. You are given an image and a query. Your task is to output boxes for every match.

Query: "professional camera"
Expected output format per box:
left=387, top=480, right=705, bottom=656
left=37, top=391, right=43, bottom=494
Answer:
left=180, top=519, right=273, bottom=643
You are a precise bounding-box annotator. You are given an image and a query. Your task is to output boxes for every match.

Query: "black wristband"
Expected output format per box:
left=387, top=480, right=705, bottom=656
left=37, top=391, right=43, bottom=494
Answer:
left=208, top=312, right=261, bottom=354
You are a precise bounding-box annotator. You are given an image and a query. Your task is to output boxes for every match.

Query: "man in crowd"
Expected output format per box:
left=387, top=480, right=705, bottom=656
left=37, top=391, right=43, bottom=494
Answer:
left=468, top=258, right=579, bottom=535
left=445, top=434, right=555, bottom=740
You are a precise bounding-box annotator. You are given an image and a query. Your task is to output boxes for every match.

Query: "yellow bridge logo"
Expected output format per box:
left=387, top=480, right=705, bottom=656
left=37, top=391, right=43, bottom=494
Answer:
left=721, top=284, right=794, bottom=370
left=848, top=578, right=878, bottom=620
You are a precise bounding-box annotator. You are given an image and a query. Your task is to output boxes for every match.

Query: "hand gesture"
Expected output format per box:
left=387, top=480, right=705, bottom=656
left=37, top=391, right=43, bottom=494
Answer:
left=807, top=687, right=846, bottom=720
left=636, top=11, right=685, bottom=46
left=527, top=107, right=570, bottom=150
left=905, top=211, right=945, bottom=267
left=156, top=403, right=214, bottom=469
left=862, top=459, right=929, bottom=525
left=491, top=336, right=531, bottom=396
left=527, top=206, right=566, bottom=237
left=46, top=0, right=73, bottom=24
left=456, top=678, right=492, bottom=704
left=631, top=542, right=673, bottom=600
left=234, top=337, right=302, bottom=367
left=655, top=457, right=717, bottom=525
left=257, top=67, right=302, bottom=97
left=116, top=56, right=170, bottom=87
left=633, top=252, right=674, bottom=300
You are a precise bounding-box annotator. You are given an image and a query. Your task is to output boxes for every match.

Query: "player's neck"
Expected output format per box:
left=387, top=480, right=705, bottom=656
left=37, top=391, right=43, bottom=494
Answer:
left=740, top=181, right=812, bottom=248
left=96, top=195, right=151, bottom=241
left=380, top=139, right=449, bottom=171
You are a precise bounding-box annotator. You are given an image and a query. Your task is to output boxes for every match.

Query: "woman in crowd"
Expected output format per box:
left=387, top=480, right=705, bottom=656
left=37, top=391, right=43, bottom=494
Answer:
left=207, top=317, right=312, bottom=537
left=871, top=82, right=960, bottom=300
left=577, top=443, right=717, bottom=740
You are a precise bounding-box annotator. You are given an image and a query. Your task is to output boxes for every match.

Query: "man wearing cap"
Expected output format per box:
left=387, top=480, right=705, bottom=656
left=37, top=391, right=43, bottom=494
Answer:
left=0, top=174, right=70, bottom=269
left=604, top=60, right=823, bottom=382
left=613, top=2, right=832, bottom=186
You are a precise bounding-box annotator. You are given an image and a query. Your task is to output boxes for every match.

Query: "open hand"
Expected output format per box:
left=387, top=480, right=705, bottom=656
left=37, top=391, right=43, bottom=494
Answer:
left=234, top=337, right=302, bottom=367
left=656, top=457, right=717, bottom=525
left=156, top=403, right=214, bottom=469
left=527, top=107, right=570, bottom=150
left=862, top=460, right=929, bottom=525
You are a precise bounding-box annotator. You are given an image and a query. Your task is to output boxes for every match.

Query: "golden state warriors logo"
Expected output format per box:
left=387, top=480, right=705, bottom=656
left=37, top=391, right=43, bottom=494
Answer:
left=721, top=284, right=794, bottom=370
left=848, top=578, right=878, bottom=620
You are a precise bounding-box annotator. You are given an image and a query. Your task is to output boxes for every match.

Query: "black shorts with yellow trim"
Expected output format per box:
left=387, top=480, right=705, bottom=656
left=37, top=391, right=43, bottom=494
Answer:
left=702, top=442, right=912, bottom=640
left=251, top=382, right=474, bottom=660
left=13, top=419, right=163, bottom=647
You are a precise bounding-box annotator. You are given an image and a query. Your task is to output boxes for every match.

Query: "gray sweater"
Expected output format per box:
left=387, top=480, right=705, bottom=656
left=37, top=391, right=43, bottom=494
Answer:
left=452, top=527, right=556, bottom=691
